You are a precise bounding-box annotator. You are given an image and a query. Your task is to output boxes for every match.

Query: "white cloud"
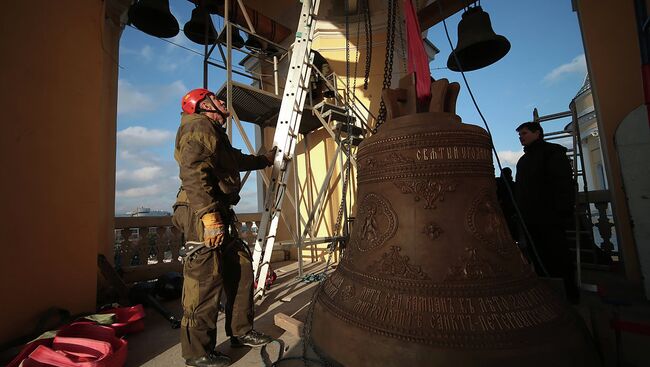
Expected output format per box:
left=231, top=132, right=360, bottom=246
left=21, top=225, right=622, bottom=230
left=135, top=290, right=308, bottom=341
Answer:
left=132, top=166, right=163, bottom=181
left=121, top=45, right=154, bottom=62
left=543, top=54, right=587, bottom=84
left=117, top=80, right=155, bottom=114
left=117, top=79, right=187, bottom=115
left=117, top=126, right=174, bottom=149
left=116, top=166, right=163, bottom=182
left=496, top=150, right=524, bottom=166
left=139, top=45, right=153, bottom=61
left=115, top=171, right=181, bottom=213
left=116, top=184, right=162, bottom=198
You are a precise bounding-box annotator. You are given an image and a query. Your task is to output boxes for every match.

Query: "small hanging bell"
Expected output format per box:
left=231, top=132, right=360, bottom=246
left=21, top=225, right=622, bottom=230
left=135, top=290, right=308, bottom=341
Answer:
left=447, top=6, right=511, bottom=72
left=216, top=28, right=246, bottom=49
left=183, top=6, right=218, bottom=45
left=128, top=0, right=179, bottom=38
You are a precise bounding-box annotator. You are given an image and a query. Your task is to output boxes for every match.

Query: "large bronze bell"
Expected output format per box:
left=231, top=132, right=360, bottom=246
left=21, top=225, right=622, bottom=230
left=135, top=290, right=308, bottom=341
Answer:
left=128, top=0, right=179, bottom=39
left=183, top=6, right=218, bottom=45
left=447, top=6, right=511, bottom=72
left=309, top=75, right=601, bottom=367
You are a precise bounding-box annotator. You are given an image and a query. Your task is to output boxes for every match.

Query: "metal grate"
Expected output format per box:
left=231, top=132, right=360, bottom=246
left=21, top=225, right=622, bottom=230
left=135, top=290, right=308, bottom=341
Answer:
left=215, top=81, right=282, bottom=125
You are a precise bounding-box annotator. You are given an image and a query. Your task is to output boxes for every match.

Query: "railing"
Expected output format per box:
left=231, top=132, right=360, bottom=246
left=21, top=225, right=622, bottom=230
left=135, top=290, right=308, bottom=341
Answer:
left=575, top=190, right=618, bottom=269
left=113, top=213, right=263, bottom=283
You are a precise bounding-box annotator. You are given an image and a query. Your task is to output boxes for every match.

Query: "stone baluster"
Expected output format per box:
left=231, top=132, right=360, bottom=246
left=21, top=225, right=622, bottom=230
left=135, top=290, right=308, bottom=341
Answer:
left=116, top=228, right=130, bottom=270
left=136, top=227, right=149, bottom=265
left=156, top=226, right=168, bottom=263
left=242, top=220, right=255, bottom=246
left=594, top=201, right=614, bottom=257
left=171, top=226, right=182, bottom=263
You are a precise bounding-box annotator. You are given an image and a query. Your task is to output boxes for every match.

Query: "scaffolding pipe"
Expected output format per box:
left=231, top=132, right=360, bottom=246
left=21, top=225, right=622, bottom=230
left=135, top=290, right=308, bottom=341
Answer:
left=237, top=0, right=257, bottom=34
left=523, top=110, right=572, bottom=124
left=294, top=153, right=303, bottom=276
left=273, top=56, right=279, bottom=95
left=226, top=2, right=233, bottom=138
left=570, top=101, right=583, bottom=288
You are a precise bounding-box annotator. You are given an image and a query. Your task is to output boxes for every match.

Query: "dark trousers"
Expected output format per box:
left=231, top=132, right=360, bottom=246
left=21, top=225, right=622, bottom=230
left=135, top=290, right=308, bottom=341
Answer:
left=173, top=205, right=254, bottom=359
left=525, top=222, right=580, bottom=303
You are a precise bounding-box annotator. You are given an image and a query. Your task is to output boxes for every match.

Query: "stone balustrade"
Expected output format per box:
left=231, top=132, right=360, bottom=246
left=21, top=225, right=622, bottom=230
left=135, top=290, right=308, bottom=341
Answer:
left=114, top=213, right=262, bottom=283
left=576, top=190, right=618, bottom=267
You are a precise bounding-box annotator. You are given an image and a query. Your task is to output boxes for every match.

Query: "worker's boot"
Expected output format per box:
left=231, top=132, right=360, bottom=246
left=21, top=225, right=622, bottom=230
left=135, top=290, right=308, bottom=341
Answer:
left=230, top=329, right=273, bottom=348
left=185, top=352, right=231, bottom=367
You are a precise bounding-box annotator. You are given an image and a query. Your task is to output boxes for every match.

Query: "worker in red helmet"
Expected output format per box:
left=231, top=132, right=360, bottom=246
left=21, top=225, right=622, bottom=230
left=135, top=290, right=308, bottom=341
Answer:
left=173, top=88, right=275, bottom=367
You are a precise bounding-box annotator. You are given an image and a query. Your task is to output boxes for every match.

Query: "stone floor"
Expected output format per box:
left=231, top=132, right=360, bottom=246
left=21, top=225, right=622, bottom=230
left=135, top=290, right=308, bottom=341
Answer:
left=126, top=260, right=325, bottom=367
left=125, top=262, right=650, bottom=367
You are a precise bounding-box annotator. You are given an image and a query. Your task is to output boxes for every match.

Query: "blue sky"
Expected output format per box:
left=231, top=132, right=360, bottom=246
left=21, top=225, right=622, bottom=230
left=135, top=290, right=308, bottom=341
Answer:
left=115, top=0, right=587, bottom=214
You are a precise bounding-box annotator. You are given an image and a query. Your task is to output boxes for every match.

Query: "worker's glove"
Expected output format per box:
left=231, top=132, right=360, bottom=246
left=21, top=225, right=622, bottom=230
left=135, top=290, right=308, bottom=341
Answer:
left=201, top=212, right=226, bottom=248
left=264, top=147, right=278, bottom=167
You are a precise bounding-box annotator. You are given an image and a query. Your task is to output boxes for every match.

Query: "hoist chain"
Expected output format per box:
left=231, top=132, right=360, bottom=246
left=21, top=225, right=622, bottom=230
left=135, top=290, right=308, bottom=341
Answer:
left=375, top=0, right=397, bottom=133
left=363, top=0, right=373, bottom=90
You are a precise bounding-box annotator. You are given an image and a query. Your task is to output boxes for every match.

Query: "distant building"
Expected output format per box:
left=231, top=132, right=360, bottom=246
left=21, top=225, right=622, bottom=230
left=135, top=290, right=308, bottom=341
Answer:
left=564, top=74, right=608, bottom=192
left=125, top=206, right=171, bottom=217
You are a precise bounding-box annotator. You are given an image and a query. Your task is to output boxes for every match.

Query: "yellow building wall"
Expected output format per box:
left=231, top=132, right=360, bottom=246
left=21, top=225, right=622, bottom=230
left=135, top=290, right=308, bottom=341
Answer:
left=290, top=21, right=390, bottom=262
left=0, top=0, right=126, bottom=344
left=575, top=0, right=644, bottom=281
left=254, top=14, right=392, bottom=263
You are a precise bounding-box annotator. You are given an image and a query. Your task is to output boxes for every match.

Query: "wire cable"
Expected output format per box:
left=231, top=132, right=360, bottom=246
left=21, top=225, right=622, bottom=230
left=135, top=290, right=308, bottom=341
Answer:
left=125, top=24, right=280, bottom=78
left=438, top=3, right=549, bottom=277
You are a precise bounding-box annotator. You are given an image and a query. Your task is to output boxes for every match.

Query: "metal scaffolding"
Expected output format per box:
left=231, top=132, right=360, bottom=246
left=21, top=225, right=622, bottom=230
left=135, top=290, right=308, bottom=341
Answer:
left=199, top=0, right=374, bottom=296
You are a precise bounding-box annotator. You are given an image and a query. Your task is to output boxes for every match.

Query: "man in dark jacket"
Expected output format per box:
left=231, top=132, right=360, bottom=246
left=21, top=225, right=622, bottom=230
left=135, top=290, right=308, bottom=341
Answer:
left=496, top=167, right=518, bottom=241
left=172, top=88, right=274, bottom=367
left=515, top=122, right=579, bottom=303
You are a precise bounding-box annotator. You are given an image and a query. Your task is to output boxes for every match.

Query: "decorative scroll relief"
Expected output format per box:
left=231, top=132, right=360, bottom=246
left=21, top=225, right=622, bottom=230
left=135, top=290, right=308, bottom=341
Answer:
left=360, top=156, right=375, bottom=171
left=359, top=152, right=413, bottom=171
left=423, top=222, right=443, bottom=241
left=320, top=277, right=562, bottom=337
left=367, top=246, right=429, bottom=280
left=384, top=151, right=415, bottom=164
left=353, top=193, right=398, bottom=252
left=394, top=179, right=456, bottom=209
left=416, top=145, right=492, bottom=161
left=445, top=247, right=507, bottom=281
left=467, top=189, right=516, bottom=256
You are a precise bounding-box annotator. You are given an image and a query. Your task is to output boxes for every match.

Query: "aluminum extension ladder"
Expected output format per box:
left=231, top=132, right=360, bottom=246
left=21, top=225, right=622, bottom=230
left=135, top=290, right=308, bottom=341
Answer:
left=251, top=0, right=322, bottom=299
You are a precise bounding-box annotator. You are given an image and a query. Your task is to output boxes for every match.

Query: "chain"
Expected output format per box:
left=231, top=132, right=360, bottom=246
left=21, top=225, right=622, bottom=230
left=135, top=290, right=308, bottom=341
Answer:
left=351, top=9, right=361, bottom=107
left=375, top=0, right=397, bottom=133
left=345, top=0, right=350, bottom=107
left=363, top=0, right=372, bottom=90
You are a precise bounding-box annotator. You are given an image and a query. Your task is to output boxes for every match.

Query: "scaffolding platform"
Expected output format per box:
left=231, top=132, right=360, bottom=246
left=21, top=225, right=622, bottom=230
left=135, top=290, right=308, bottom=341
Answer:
left=214, top=81, right=324, bottom=134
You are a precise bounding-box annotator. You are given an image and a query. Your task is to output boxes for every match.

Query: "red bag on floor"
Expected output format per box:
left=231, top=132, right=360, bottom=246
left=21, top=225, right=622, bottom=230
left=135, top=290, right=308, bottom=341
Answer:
left=6, top=336, right=54, bottom=367
left=99, top=305, right=146, bottom=336
left=19, top=323, right=127, bottom=367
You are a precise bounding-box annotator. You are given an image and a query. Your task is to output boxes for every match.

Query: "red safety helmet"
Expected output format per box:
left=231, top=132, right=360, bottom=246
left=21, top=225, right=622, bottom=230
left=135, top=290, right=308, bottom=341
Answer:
left=181, top=88, right=213, bottom=114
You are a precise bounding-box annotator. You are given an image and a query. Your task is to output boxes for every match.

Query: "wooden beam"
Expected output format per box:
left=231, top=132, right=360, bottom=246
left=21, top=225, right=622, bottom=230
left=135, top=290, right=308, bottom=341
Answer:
left=418, top=0, right=475, bottom=31
left=274, top=312, right=304, bottom=336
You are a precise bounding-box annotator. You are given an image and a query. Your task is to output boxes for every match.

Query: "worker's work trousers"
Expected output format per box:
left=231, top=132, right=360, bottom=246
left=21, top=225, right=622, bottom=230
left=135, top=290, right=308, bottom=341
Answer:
left=173, top=206, right=254, bottom=359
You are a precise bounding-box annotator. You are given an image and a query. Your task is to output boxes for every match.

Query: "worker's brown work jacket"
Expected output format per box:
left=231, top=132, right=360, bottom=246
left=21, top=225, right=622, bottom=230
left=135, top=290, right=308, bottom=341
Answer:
left=173, top=112, right=269, bottom=226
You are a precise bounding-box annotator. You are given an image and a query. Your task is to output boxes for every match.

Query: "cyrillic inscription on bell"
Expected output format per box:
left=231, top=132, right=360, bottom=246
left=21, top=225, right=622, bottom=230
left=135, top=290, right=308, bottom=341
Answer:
left=310, top=75, right=601, bottom=367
